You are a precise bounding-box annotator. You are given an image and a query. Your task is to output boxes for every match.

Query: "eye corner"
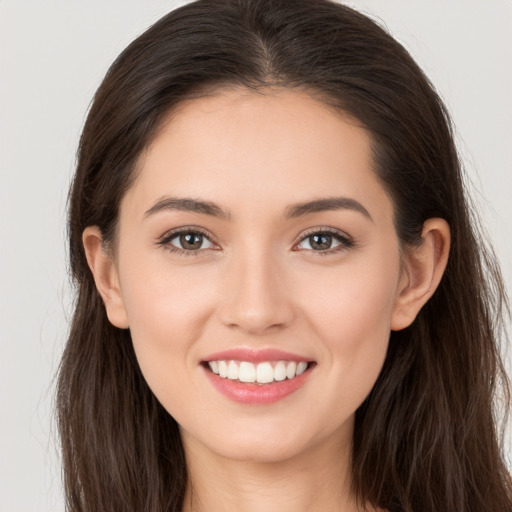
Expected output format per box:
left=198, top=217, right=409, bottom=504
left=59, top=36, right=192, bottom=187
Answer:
left=156, top=226, right=221, bottom=256
left=293, top=227, right=356, bottom=255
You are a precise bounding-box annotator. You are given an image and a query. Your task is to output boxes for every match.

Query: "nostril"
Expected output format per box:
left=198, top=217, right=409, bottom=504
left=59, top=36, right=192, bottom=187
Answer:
left=217, top=268, right=295, bottom=333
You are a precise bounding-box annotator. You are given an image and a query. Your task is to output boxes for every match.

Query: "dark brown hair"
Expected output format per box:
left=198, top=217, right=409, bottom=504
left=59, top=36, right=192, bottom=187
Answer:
left=58, top=1, right=512, bottom=510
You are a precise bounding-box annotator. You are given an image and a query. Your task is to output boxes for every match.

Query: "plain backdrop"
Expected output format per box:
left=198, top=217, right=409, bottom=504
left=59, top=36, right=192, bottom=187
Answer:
left=1, top=1, right=511, bottom=511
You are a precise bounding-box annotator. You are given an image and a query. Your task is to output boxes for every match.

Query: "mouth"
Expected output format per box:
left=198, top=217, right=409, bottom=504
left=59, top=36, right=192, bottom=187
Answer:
left=203, top=359, right=313, bottom=385
left=201, top=350, right=316, bottom=404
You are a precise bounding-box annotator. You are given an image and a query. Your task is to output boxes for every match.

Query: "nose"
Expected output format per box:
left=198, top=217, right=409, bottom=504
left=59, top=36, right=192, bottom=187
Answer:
left=218, top=247, right=295, bottom=335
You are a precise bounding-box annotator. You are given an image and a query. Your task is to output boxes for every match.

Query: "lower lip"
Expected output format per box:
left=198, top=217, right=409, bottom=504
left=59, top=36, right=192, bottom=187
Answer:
left=203, top=365, right=313, bottom=404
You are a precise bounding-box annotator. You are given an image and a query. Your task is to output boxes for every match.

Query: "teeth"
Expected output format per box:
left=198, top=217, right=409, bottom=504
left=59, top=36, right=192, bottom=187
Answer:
left=286, top=361, right=297, bottom=379
left=256, top=362, right=274, bottom=384
left=218, top=360, right=228, bottom=378
left=207, top=360, right=309, bottom=384
left=274, top=361, right=287, bottom=381
left=296, top=361, right=308, bottom=376
left=239, top=361, right=256, bottom=383
left=227, top=361, right=239, bottom=380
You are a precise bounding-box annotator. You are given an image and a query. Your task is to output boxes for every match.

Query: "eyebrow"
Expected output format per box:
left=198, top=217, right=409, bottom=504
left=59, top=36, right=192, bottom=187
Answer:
left=144, top=196, right=372, bottom=222
left=284, top=197, right=373, bottom=221
left=145, top=197, right=230, bottom=219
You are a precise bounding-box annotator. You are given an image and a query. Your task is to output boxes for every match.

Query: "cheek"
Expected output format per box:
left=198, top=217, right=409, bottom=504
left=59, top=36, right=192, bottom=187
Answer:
left=299, top=251, right=399, bottom=391
left=117, top=253, right=215, bottom=404
left=120, top=246, right=213, bottom=334
left=304, top=253, right=399, bottom=340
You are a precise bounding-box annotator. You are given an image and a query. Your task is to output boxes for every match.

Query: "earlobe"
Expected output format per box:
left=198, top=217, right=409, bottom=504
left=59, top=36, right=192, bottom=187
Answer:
left=82, top=226, right=129, bottom=329
left=391, top=218, right=450, bottom=331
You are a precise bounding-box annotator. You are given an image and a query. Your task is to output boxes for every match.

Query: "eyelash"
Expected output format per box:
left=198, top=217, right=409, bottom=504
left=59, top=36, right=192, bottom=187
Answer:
left=294, top=227, right=355, bottom=256
left=156, top=226, right=355, bottom=257
left=156, top=226, right=217, bottom=257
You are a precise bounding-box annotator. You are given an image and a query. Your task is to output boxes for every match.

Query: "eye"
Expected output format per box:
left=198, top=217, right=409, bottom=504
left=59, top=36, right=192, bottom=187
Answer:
left=295, top=229, right=354, bottom=253
left=157, top=228, right=217, bottom=255
left=172, top=231, right=213, bottom=251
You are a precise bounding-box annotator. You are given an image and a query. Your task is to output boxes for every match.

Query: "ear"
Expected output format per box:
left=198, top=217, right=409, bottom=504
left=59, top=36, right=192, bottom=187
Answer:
left=391, top=218, right=450, bottom=331
left=82, top=226, right=129, bottom=329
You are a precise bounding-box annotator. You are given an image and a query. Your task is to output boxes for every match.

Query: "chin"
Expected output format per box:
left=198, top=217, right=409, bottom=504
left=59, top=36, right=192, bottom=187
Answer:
left=209, top=436, right=310, bottom=464
left=181, top=412, right=351, bottom=466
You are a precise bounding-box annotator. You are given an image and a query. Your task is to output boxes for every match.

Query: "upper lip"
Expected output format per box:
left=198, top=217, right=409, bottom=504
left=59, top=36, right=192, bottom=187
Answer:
left=203, top=348, right=313, bottom=364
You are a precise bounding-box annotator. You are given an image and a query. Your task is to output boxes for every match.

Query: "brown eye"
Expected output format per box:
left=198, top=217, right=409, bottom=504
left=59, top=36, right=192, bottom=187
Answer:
left=308, top=234, right=334, bottom=250
left=165, top=230, right=214, bottom=252
left=296, top=230, right=354, bottom=253
left=299, top=233, right=340, bottom=251
left=179, top=232, right=204, bottom=250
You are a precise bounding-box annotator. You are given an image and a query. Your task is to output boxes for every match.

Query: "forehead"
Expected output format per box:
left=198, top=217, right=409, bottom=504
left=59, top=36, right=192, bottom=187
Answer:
left=124, top=88, right=393, bottom=223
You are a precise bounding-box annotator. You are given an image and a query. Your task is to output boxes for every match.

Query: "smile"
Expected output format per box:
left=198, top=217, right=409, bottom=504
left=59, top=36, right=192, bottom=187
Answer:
left=202, top=349, right=315, bottom=404
left=207, top=360, right=309, bottom=384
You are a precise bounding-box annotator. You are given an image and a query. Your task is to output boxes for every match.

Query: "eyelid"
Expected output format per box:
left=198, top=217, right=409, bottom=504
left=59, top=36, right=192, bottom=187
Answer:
left=293, top=226, right=355, bottom=253
left=156, top=226, right=220, bottom=255
left=156, top=225, right=355, bottom=256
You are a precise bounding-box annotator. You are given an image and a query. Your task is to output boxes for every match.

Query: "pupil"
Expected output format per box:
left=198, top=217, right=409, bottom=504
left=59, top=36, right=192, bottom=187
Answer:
left=181, top=233, right=202, bottom=249
left=311, top=234, right=331, bottom=250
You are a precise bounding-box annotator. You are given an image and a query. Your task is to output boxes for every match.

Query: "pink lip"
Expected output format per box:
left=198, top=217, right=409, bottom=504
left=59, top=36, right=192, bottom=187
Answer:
left=201, top=348, right=315, bottom=404
left=203, top=348, right=311, bottom=364
left=203, top=366, right=313, bottom=404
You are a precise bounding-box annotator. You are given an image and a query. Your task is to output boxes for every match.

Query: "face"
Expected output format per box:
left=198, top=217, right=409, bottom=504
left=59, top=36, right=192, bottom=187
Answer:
left=110, top=89, right=406, bottom=463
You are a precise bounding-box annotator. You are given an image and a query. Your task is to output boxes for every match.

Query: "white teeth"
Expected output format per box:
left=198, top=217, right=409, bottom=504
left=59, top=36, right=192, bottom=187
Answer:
left=207, top=359, right=310, bottom=384
left=274, top=361, right=287, bottom=381
left=256, top=362, right=274, bottom=384
left=218, top=360, right=228, bottom=378
left=239, top=361, right=256, bottom=383
left=286, top=361, right=297, bottom=379
left=227, top=360, right=239, bottom=380
left=296, top=361, right=308, bottom=376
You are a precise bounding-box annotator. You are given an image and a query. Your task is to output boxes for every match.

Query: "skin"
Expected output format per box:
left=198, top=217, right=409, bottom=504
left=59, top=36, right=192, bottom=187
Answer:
left=84, top=88, right=450, bottom=512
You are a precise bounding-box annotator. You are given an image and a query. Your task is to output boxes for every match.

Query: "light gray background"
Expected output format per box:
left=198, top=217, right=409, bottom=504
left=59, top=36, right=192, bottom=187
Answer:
left=1, top=1, right=511, bottom=511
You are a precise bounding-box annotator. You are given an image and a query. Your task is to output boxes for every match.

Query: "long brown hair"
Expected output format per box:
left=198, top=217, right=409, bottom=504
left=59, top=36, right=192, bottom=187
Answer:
left=57, top=1, right=512, bottom=510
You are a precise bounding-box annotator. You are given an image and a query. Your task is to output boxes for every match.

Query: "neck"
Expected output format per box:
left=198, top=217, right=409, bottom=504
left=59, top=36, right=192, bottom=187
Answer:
left=181, top=425, right=371, bottom=512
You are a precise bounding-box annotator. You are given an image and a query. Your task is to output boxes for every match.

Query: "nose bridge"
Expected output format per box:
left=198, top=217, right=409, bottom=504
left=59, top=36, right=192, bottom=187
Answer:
left=218, top=240, right=293, bottom=334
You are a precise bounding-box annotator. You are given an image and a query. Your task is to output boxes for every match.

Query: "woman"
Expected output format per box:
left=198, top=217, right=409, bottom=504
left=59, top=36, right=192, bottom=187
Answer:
left=57, top=0, right=512, bottom=510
